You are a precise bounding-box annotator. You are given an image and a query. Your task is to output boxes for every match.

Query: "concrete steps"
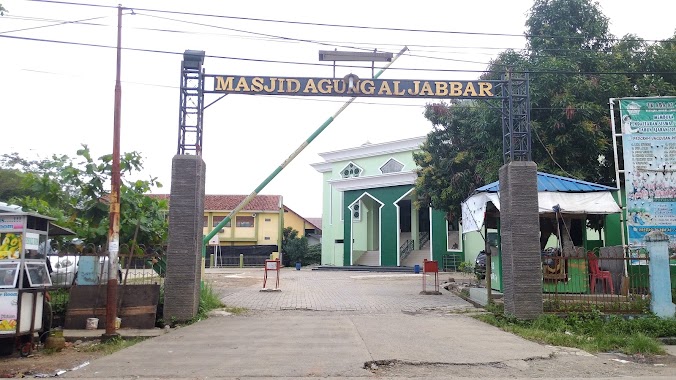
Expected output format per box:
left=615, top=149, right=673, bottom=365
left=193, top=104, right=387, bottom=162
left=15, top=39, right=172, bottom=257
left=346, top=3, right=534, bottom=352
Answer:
left=401, top=249, right=431, bottom=267
left=354, top=250, right=380, bottom=266
left=312, top=265, right=415, bottom=273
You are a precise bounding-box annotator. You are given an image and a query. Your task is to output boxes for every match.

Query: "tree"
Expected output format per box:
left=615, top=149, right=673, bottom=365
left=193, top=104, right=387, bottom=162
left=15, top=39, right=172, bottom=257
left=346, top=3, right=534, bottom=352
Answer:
left=281, top=227, right=308, bottom=266
left=414, top=102, right=502, bottom=222
left=526, top=0, right=612, bottom=54
left=524, top=0, right=617, bottom=183
left=0, top=146, right=168, bottom=247
left=415, top=0, right=676, bottom=219
left=281, top=227, right=321, bottom=266
left=0, top=169, right=25, bottom=201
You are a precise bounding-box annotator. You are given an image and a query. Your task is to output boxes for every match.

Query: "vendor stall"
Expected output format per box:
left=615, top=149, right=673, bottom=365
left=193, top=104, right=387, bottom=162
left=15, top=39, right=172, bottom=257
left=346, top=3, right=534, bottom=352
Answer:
left=0, top=210, right=72, bottom=356
left=461, top=172, right=622, bottom=293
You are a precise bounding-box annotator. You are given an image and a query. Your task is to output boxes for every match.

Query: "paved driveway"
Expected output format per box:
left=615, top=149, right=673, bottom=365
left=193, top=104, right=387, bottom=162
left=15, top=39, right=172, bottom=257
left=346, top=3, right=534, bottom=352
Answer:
left=64, top=267, right=676, bottom=379
left=209, top=267, right=471, bottom=313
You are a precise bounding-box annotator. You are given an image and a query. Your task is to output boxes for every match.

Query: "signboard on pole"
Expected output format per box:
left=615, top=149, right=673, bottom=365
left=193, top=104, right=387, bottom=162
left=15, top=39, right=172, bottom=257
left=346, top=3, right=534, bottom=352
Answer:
left=620, top=97, right=676, bottom=253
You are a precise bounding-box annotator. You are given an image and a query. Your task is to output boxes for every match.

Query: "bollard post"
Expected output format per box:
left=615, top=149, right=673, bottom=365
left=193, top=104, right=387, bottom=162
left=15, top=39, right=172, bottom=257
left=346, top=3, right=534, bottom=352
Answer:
left=645, top=230, right=676, bottom=318
left=239, top=253, right=244, bottom=268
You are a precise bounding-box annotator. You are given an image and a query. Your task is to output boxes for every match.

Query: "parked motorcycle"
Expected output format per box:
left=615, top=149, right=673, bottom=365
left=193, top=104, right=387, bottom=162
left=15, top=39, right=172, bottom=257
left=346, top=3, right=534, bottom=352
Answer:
left=474, top=250, right=487, bottom=279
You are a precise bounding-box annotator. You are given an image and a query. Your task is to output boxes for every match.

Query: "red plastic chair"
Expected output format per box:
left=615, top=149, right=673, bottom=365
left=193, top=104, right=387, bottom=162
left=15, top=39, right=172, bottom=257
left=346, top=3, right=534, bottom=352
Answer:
left=587, top=251, right=614, bottom=294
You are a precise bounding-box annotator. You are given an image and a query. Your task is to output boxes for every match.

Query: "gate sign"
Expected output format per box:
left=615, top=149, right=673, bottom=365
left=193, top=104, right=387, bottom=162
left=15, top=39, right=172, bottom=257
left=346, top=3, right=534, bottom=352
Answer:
left=210, top=75, right=499, bottom=99
left=620, top=97, right=676, bottom=248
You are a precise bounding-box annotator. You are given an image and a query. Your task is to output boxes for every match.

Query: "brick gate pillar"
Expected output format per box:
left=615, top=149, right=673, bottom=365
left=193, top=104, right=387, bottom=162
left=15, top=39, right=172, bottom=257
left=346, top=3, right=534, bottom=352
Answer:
left=499, top=161, right=542, bottom=319
left=164, top=155, right=206, bottom=321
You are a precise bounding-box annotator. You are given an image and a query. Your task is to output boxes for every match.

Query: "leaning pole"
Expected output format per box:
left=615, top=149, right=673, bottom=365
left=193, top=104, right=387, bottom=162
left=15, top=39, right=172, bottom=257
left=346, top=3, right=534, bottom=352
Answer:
left=203, top=46, right=409, bottom=244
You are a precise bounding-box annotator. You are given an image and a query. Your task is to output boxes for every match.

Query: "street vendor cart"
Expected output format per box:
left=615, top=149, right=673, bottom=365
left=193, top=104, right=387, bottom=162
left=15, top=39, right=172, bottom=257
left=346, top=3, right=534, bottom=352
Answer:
left=0, top=210, right=71, bottom=356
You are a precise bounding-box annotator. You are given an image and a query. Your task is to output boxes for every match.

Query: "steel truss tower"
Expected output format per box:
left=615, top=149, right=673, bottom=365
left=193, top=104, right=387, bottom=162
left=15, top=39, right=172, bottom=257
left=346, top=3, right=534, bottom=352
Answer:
left=177, top=50, right=206, bottom=155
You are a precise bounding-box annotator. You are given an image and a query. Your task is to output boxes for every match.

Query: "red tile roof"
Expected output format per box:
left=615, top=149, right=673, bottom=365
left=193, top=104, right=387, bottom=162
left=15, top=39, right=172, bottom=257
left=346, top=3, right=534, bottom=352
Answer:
left=149, top=194, right=281, bottom=212
left=306, top=218, right=322, bottom=231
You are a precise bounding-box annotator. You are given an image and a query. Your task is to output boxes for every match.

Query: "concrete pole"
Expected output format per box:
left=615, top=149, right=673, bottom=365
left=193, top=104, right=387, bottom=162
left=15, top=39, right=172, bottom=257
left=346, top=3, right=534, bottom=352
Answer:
left=645, top=230, right=676, bottom=318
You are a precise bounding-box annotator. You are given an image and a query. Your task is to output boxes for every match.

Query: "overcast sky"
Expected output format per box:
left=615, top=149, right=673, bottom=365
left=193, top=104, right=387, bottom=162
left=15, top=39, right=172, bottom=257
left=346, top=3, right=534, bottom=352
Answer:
left=1, top=0, right=674, bottom=218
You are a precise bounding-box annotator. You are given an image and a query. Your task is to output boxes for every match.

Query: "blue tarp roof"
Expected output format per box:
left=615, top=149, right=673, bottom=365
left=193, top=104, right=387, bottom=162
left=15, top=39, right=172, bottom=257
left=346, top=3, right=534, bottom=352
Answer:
left=474, top=172, right=617, bottom=194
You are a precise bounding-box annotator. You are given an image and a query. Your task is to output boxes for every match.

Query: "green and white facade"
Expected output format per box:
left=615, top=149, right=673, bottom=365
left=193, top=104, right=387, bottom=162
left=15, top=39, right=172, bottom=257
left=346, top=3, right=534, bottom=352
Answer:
left=311, top=137, right=465, bottom=267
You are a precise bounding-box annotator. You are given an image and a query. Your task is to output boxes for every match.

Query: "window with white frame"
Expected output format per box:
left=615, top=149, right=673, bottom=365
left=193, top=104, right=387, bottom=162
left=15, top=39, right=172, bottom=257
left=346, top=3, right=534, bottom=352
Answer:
left=380, top=158, right=404, bottom=174
left=351, top=201, right=361, bottom=221
left=340, top=162, right=363, bottom=178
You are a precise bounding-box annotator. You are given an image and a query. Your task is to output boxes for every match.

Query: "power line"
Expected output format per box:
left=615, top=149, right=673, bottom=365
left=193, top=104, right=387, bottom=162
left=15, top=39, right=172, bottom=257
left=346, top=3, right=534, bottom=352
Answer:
left=6, top=12, right=674, bottom=60
left=1, top=33, right=675, bottom=76
left=135, top=13, right=502, bottom=67
left=3, top=10, right=503, bottom=66
left=0, top=14, right=109, bottom=34
left=28, top=0, right=673, bottom=43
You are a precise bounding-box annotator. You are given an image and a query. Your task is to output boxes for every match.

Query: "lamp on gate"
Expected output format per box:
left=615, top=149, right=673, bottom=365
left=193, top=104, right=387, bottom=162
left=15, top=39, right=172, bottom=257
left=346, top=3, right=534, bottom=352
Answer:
left=318, top=50, right=393, bottom=62
left=319, top=49, right=393, bottom=78
left=344, top=73, right=359, bottom=90
left=183, top=50, right=205, bottom=69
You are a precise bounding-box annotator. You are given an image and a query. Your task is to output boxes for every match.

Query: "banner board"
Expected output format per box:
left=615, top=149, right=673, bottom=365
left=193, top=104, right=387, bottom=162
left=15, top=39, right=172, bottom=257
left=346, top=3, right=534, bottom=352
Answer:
left=620, top=97, right=676, bottom=252
left=209, top=75, right=500, bottom=99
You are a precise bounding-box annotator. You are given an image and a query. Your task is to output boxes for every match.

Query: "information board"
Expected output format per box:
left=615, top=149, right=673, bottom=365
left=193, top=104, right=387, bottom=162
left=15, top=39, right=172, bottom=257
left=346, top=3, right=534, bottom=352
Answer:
left=620, top=97, right=676, bottom=250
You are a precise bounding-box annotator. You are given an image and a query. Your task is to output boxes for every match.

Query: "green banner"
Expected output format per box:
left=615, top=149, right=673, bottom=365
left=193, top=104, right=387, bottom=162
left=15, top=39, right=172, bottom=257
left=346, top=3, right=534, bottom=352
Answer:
left=619, top=97, right=676, bottom=249
left=619, top=97, right=676, bottom=134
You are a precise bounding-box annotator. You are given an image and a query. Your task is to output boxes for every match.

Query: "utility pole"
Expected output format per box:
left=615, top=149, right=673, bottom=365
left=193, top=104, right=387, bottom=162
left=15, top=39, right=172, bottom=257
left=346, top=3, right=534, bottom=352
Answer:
left=104, top=4, right=123, bottom=340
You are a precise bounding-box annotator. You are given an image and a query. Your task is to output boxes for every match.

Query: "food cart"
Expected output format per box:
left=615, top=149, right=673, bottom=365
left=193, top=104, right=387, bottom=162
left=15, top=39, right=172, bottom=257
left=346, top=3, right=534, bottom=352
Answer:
left=0, top=211, right=71, bottom=356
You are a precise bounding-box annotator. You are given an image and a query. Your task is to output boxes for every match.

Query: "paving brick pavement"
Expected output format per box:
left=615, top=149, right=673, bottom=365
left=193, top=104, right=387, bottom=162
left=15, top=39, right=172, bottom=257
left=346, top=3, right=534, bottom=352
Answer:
left=208, top=267, right=471, bottom=313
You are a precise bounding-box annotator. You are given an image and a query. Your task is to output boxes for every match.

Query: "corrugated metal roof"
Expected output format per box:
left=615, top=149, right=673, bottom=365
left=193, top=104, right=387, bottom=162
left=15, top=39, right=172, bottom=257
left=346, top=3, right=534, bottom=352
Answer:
left=474, top=172, right=617, bottom=194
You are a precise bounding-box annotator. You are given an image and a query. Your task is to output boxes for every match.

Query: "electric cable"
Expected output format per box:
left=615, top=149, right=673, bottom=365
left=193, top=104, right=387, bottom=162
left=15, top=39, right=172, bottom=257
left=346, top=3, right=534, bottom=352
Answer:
left=135, top=12, right=502, bottom=67
left=5, top=11, right=674, bottom=60
left=1, top=33, right=674, bottom=76
left=27, top=0, right=673, bottom=43
left=0, top=14, right=109, bottom=34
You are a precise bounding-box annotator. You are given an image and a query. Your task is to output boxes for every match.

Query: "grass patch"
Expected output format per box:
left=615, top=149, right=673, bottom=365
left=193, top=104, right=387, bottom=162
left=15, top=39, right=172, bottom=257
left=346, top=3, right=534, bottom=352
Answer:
left=82, top=337, right=144, bottom=354
left=155, top=282, right=238, bottom=327
left=49, top=288, right=70, bottom=316
left=476, top=305, right=676, bottom=355
left=194, top=282, right=226, bottom=321
left=222, top=305, right=247, bottom=315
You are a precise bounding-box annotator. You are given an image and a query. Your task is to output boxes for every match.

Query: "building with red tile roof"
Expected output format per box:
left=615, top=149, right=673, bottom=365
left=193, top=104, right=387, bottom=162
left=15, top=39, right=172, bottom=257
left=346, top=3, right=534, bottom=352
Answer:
left=149, top=194, right=319, bottom=266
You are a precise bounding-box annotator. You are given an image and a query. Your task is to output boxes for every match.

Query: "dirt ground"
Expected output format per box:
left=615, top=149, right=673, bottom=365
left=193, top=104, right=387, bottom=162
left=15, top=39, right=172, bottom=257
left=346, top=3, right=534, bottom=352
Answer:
left=0, top=340, right=107, bottom=378
left=0, top=272, right=259, bottom=378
